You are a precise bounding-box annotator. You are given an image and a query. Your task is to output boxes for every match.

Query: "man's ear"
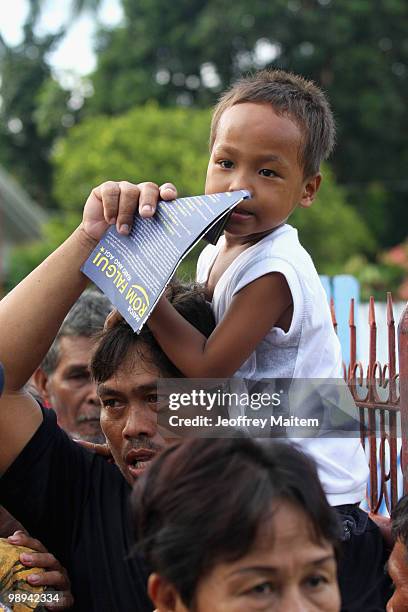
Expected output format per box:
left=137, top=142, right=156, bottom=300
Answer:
left=148, top=573, right=188, bottom=612
left=299, top=173, right=322, bottom=209
left=32, top=368, right=51, bottom=403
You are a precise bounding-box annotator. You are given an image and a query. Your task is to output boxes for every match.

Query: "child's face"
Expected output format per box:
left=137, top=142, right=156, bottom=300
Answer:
left=205, top=102, right=320, bottom=242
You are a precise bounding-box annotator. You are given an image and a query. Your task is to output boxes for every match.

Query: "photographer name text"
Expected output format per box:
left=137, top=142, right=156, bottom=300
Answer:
left=167, top=414, right=319, bottom=429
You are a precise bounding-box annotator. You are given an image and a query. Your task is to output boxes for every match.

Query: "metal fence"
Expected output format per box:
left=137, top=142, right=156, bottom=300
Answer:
left=334, top=294, right=408, bottom=514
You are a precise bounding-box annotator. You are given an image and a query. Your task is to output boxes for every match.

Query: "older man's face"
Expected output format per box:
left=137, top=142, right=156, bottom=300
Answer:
left=38, top=336, right=104, bottom=443
left=387, top=540, right=408, bottom=611
left=98, top=346, right=167, bottom=486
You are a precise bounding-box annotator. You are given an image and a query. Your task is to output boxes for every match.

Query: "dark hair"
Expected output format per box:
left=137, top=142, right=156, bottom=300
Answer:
left=41, top=290, right=112, bottom=375
left=391, top=495, right=408, bottom=550
left=91, top=281, right=215, bottom=383
left=210, top=69, right=335, bottom=178
left=131, top=437, right=341, bottom=607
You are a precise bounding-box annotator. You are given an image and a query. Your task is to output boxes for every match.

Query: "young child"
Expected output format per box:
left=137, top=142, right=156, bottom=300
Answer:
left=147, top=70, right=340, bottom=382
left=145, top=70, right=367, bottom=478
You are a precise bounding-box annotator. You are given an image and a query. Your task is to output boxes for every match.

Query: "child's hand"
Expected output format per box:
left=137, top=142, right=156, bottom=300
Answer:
left=82, top=180, right=178, bottom=241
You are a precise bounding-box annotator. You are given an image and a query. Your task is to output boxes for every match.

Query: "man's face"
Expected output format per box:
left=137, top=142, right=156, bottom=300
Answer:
left=387, top=540, right=408, bottom=611
left=37, top=335, right=104, bottom=443
left=97, top=346, right=167, bottom=486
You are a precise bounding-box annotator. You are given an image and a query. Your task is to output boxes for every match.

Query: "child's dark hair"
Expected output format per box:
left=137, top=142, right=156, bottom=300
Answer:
left=210, top=69, right=335, bottom=178
left=132, top=437, right=341, bottom=607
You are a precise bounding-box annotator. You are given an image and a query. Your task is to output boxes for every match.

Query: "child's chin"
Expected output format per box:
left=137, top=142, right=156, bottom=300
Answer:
left=224, top=224, right=241, bottom=235
left=224, top=221, right=252, bottom=235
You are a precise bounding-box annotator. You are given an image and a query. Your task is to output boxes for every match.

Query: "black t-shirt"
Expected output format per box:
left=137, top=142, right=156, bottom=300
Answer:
left=0, top=408, right=153, bottom=612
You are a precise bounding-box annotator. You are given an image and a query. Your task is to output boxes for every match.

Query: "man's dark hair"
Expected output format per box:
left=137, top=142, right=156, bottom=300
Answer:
left=41, top=290, right=112, bottom=375
left=210, top=69, right=335, bottom=178
left=131, top=437, right=341, bottom=607
left=391, top=494, right=408, bottom=550
left=91, top=281, right=215, bottom=383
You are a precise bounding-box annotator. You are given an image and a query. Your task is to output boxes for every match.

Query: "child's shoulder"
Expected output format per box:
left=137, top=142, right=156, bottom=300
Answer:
left=235, top=225, right=323, bottom=298
left=266, top=225, right=315, bottom=266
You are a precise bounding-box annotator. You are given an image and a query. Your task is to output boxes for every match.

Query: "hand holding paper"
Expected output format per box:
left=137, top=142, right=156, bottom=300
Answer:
left=81, top=180, right=178, bottom=241
left=81, top=189, right=251, bottom=333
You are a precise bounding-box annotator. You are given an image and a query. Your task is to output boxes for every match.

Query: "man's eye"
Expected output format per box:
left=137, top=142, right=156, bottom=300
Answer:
left=68, top=372, right=89, bottom=380
left=259, top=168, right=277, bottom=177
left=101, top=399, right=122, bottom=410
left=146, top=394, right=158, bottom=404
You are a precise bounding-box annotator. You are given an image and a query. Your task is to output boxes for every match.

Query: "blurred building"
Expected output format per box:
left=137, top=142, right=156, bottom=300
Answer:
left=0, top=165, right=48, bottom=295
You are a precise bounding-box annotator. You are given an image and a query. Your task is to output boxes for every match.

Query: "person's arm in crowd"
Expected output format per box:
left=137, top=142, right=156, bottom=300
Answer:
left=0, top=223, right=94, bottom=473
left=7, top=531, right=74, bottom=610
left=0, top=181, right=176, bottom=474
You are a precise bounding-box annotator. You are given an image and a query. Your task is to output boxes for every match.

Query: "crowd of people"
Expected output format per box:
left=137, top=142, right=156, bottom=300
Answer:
left=0, top=69, right=407, bottom=611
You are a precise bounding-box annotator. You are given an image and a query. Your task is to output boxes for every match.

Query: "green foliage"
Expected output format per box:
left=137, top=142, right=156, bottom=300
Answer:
left=34, top=78, right=73, bottom=140
left=0, top=15, right=64, bottom=208
left=53, top=104, right=211, bottom=211
left=0, top=0, right=106, bottom=211
left=5, top=213, right=80, bottom=292
left=344, top=255, right=406, bottom=301
left=291, top=166, right=374, bottom=273
left=177, top=242, right=205, bottom=281
left=344, top=239, right=408, bottom=300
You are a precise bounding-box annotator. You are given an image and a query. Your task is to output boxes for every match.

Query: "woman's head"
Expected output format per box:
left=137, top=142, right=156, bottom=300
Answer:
left=132, top=437, right=341, bottom=611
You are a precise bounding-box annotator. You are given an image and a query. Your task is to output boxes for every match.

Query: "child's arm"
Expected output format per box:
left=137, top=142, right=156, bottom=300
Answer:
left=148, top=273, right=292, bottom=378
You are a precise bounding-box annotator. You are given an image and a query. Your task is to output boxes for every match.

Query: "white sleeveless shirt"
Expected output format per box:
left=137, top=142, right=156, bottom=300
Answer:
left=197, top=224, right=369, bottom=506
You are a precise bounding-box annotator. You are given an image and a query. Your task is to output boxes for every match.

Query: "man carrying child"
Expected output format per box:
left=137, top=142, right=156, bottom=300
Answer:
left=0, top=69, right=389, bottom=610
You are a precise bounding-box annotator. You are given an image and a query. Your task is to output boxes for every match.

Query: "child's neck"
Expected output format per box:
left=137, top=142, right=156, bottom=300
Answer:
left=223, top=224, right=282, bottom=249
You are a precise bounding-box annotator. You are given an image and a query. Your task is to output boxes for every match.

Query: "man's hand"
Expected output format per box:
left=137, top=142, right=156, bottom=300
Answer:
left=82, top=181, right=178, bottom=241
left=7, top=531, right=74, bottom=609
